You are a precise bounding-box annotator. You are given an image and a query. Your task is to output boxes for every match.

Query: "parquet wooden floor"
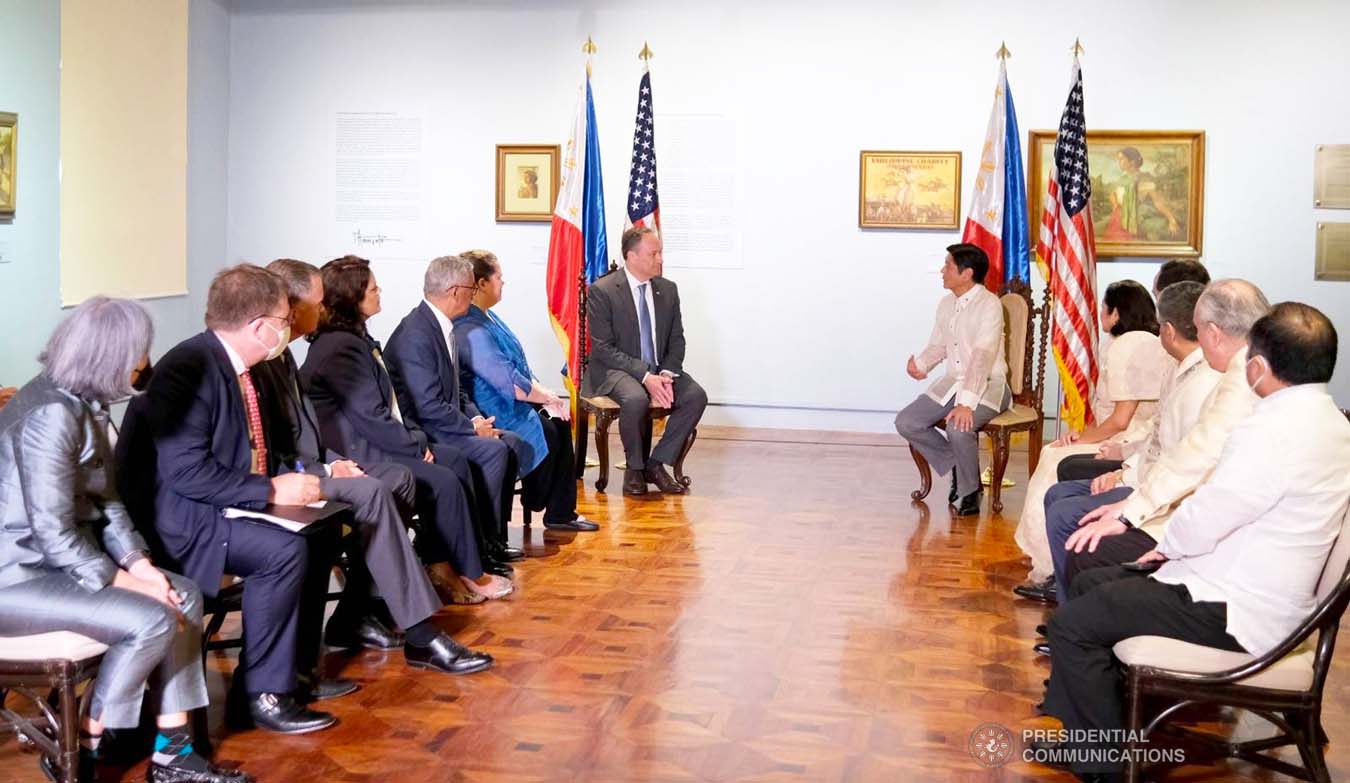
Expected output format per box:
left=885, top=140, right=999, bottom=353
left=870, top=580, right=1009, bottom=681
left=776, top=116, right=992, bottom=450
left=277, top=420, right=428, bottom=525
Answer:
left=4, top=427, right=1348, bottom=782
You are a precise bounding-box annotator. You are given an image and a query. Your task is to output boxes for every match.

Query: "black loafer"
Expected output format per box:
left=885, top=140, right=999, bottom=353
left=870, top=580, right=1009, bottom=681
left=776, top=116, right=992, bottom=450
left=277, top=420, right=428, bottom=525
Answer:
left=544, top=516, right=600, bottom=532
left=325, top=614, right=404, bottom=651
left=948, top=473, right=959, bottom=505
left=147, top=761, right=255, bottom=783
left=622, top=469, right=647, bottom=496
left=953, top=489, right=982, bottom=517
left=496, top=545, right=527, bottom=562
left=483, top=560, right=514, bottom=578
left=235, top=693, right=336, bottom=734
left=404, top=632, right=494, bottom=675
left=1033, top=641, right=1051, bottom=657
left=295, top=673, right=360, bottom=702
left=1013, top=577, right=1058, bottom=605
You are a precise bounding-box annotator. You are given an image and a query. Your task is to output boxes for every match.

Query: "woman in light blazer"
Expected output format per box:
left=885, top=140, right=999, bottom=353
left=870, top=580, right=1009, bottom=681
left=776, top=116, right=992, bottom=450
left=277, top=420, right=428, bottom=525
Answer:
left=0, top=298, right=249, bottom=783
left=453, top=250, right=597, bottom=532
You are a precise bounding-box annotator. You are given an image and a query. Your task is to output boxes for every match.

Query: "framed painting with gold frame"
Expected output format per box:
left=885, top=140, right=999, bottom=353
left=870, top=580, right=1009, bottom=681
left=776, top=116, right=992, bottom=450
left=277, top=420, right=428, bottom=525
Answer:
left=0, top=112, right=16, bottom=216
left=1028, top=129, right=1205, bottom=258
left=858, top=150, right=961, bottom=229
left=496, top=144, right=559, bottom=222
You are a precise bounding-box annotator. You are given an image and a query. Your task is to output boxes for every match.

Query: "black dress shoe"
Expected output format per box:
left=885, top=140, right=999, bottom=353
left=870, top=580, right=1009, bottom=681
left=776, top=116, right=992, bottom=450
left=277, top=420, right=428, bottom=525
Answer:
left=644, top=462, right=687, bottom=494
left=1013, top=577, right=1058, bottom=605
left=483, top=560, right=514, bottom=578
left=622, top=469, right=647, bottom=496
left=404, top=632, right=494, bottom=675
left=948, top=473, right=959, bottom=504
left=235, top=693, right=336, bottom=734
left=544, top=516, right=600, bottom=532
left=1033, top=641, right=1051, bottom=657
left=496, top=545, right=526, bottom=562
left=953, top=489, right=982, bottom=517
left=1036, top=623, right=1048, bottom=637
left=325, top=614, right=404, bottom=651
left=147, top=761, right=255, bottom=783
left=295, top=673, right=360, bottom=702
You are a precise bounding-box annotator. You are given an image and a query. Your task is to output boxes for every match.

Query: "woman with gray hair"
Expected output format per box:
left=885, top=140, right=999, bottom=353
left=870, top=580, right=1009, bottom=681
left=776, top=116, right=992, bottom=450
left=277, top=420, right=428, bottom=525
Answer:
left=0, top=297, right=251, bottom=783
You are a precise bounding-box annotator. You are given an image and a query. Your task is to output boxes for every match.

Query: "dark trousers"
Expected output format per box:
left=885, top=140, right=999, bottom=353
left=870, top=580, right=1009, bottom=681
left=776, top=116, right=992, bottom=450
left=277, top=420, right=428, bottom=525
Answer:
left=605, top=371, right=708, bottom=470
left=522, top=412, right=579, bottom=524
left=434, top=433, right=518, bottom=544
left=1045, top=567, right=1244, bottom=775
left=1043, top=479, right=1135, bottom=602
left=385, top=450, right=485, bottom=580
left=222, top=518, right=309, bottom=695
left=296, top=463, right=443, bottom=676
left=1056, top=453, right=1124, bottom=481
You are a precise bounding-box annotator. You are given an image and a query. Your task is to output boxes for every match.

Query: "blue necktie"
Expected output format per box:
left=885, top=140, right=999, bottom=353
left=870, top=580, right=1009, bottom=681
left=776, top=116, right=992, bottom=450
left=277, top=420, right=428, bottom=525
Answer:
left=637, top=283, right=656, bottom=368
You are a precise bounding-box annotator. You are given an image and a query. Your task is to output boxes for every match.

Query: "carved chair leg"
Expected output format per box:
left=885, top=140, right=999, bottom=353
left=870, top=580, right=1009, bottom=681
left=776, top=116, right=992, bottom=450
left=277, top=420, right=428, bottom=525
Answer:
left=909, top=444, right=933, bottom=501
left=573, top=409, right=590, bottom=480
left=1028, top=419, right=1045, bottom=476
left=594, top=411, right=615, bottom=492
left=672, top=428, right=697, bottom=487
left=990, top=430, right=1011, bottom=514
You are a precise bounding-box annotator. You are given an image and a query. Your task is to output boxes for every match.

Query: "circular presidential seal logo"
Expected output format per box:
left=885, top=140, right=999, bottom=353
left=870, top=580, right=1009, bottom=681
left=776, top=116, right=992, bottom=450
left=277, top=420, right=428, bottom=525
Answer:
left=968, top=722, right=1016, bottom=768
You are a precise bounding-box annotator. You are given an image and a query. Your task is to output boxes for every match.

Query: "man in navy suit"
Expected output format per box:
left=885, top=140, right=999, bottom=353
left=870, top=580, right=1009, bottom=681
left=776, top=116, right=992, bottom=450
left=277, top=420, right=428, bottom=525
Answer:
left=119, top=265, right=337, bottom=735
left=384, top=255, right=523, bottom=559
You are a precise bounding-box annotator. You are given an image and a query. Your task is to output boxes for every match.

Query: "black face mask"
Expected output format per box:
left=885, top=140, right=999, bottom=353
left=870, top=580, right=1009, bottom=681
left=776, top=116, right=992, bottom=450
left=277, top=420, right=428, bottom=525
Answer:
left=131, top=362, right=154, bottom=392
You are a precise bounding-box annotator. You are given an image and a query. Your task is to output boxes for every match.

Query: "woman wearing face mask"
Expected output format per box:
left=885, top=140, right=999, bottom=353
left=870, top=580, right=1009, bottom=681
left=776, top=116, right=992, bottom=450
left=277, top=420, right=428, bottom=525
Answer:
left=0, top=297, right=251, bottom=783
left=301, top=256, right=512, bottom=602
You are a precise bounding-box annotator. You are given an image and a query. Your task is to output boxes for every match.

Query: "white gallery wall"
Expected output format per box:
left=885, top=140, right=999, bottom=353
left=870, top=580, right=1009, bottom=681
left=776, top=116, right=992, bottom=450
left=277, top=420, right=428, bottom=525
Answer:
left=224, top=0, right=1350, bottom=432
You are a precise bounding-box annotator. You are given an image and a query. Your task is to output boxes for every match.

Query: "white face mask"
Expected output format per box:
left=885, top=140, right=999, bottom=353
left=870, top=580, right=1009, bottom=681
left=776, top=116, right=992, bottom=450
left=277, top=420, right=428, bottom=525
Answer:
left=256, top=321, right=290, bottom=361
left=1246, top=356, right=1267, bottom=394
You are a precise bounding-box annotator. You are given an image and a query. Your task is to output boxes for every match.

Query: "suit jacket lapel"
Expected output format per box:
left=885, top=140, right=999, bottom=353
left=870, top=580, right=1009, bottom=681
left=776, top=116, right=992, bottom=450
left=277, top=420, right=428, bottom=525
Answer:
left=416, top=302, right=458, bottom=398
left=652, top=277, right=670, bottom=360
left=202, top=332, right=247, bottom=426
left=613, top=269, right=641, bottom=356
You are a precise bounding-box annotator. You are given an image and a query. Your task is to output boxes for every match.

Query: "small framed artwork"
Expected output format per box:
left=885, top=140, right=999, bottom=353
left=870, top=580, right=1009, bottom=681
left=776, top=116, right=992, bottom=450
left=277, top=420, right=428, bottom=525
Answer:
left=858, top=150, right=961, bottom=229
left=496, top=144, right=559, bottom=222
left=0, top=112, right=16, bottom=216
left=1029, top=129, right=1205, bottom=258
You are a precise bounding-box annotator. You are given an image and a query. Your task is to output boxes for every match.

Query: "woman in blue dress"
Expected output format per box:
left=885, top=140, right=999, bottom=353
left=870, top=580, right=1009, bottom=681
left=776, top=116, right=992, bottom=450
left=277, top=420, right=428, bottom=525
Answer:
left=453, top=250, right=598, bottom=532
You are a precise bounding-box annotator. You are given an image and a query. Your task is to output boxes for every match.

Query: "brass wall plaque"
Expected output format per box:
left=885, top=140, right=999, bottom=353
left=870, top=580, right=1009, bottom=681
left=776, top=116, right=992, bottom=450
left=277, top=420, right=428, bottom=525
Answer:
left=1315, top=223, right=1350, bottom=281
left=1314, top=145, right=1350, bottom=208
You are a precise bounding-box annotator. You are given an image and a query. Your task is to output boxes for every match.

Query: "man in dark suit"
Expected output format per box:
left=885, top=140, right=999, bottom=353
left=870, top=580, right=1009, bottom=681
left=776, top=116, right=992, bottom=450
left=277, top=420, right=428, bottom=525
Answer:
left=118, top=265, right=336, bottom=734
left=256, top=259, right=492, bottom=676
left=384, top=254, right=527, bottom=552
left=584, top=226, right=707, bottom=496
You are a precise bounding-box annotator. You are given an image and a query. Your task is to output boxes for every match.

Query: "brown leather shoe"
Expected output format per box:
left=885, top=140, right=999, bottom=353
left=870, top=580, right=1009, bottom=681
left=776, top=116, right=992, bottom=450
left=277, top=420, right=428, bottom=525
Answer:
left=644, top=462, right=687, bottom=494
left=622, top=469, right=647, bottom=496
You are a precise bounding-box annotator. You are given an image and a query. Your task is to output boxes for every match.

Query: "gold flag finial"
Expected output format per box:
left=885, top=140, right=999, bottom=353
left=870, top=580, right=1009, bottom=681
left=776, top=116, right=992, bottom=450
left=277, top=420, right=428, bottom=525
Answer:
left=639, top=42, right=653, bottom=62
left=996, top=41, right=1011, bottom=60
left=583, top=36, right=597, bottom=77
left=1071, top=38, right=1085, bottom=57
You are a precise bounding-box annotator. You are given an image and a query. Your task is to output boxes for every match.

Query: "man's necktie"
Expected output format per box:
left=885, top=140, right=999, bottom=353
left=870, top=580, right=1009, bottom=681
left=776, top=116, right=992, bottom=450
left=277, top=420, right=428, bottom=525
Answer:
left=638, top=283, right=656, bottom=368
left=239, top=369, right=268, bottom=476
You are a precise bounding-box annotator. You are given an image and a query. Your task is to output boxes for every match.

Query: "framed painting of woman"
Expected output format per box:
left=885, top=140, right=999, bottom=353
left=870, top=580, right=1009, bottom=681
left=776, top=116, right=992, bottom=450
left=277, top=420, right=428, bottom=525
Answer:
left=1029, top=130, right=1204, bottom=258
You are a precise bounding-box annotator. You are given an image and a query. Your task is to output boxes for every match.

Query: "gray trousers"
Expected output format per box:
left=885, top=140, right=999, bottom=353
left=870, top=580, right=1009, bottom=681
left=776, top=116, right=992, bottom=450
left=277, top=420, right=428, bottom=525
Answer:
left=894, top=393, right=1006, bottom=498
left=0, top=571, right=207, bottom=729
left=317, top=462, right=441, bottom=631
left=605, top=371, right=708, bottom=470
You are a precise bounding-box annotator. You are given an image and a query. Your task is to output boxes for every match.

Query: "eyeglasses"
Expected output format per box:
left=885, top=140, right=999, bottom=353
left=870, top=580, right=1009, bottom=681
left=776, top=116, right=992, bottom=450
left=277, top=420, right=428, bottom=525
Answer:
left=252, top=312, right=292, bottom=324
left=448, top=285, right=476, bottom=297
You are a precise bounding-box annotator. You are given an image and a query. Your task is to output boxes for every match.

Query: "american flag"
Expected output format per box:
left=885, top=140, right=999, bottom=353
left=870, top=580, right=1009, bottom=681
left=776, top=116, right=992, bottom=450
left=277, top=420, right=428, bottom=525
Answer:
left=625, top=71, right=660, bottom=230
left=1036, top=59, right=1099, bottom=430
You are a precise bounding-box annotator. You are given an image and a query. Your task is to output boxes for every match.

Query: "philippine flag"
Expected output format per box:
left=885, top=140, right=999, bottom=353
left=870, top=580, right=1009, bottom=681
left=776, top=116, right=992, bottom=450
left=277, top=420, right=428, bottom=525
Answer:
left=961, top=59, right=1030, bottom=291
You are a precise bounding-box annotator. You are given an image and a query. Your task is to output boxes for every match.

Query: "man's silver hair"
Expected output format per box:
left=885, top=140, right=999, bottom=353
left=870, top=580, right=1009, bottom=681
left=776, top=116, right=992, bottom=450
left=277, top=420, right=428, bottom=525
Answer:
left=40, top=296, right=153, bottom=402
left=423, top=254, right=473, bottom=297
left=1194, top=279, right=1271, bottom=337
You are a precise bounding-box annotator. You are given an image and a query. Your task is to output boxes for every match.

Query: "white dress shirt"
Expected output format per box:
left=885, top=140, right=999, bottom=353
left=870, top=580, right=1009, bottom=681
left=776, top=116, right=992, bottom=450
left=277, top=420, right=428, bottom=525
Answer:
left=214, top=332, right=249, bottom=376
left=424, top=298, right=456, bottom=363
left=625, top=271, right=660, bottom=369
left=914, top=285, right=1008, bottom=411
left=1122, top=347, right=1221, bottom=486
left=1152, top=383, right=1350, bottom=656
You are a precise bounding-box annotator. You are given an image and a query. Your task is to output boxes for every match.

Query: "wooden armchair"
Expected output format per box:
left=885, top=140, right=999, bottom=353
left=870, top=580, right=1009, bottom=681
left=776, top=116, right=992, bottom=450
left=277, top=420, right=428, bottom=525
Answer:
left=571, top=266, right=697, bottom=493
left=1112, top=499, right=1350, bottom=783
left=909, top=278, right=1050, bottom=513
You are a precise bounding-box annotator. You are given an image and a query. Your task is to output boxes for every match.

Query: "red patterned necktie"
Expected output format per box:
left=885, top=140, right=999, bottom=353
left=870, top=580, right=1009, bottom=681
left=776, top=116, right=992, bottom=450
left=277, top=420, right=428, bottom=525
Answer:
left=239, top=370, right=268, bottom=476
